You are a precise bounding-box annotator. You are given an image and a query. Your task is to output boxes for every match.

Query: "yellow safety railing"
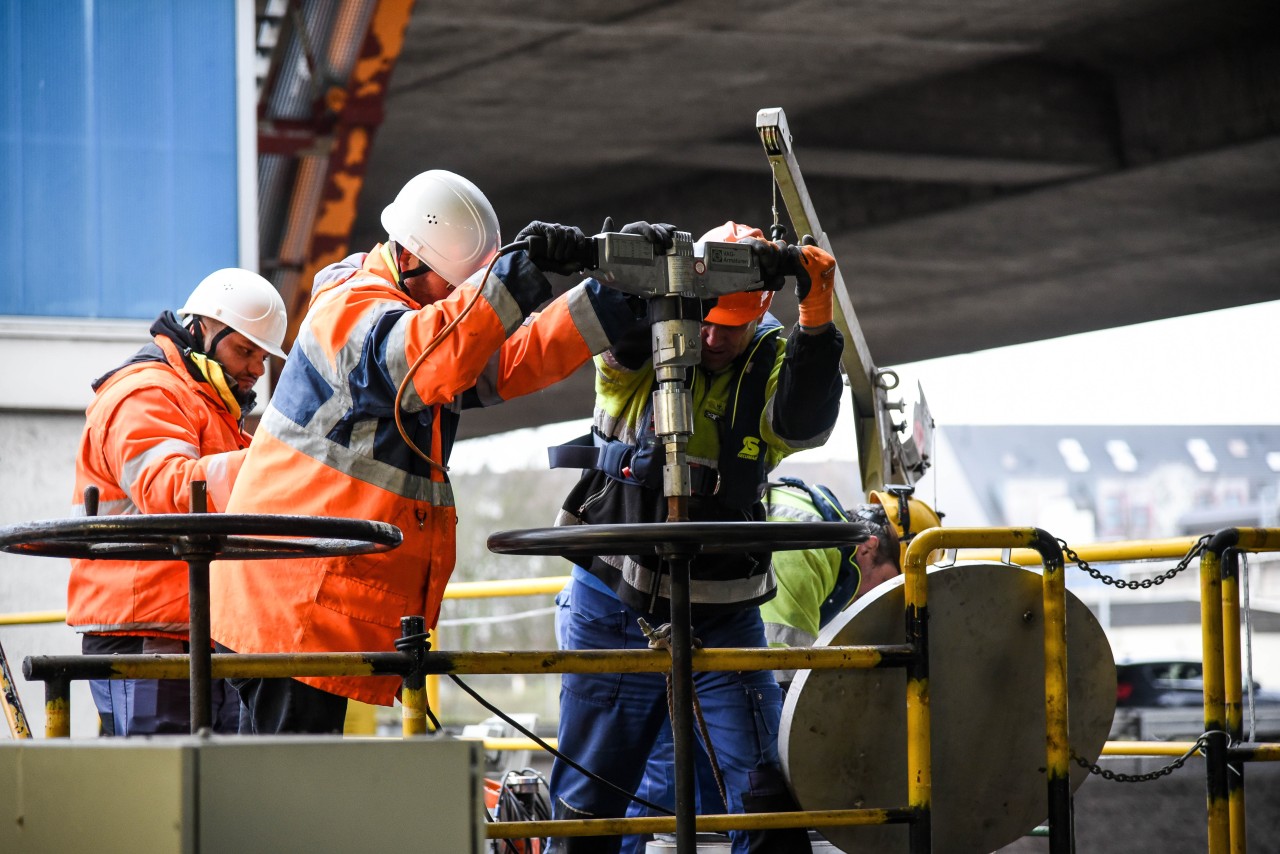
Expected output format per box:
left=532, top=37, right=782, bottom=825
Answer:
left=8, top=529, right=1280, bottom=853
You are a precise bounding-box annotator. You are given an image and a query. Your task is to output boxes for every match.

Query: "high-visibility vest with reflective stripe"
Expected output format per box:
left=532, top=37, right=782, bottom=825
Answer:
left=759, top=485, right=841, bottom=653
left=67, top=334, right=250, bottom=637
left=210, top=247, right=616, bottom=705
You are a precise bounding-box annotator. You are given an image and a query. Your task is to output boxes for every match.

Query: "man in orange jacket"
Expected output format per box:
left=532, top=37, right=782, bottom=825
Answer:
left=69, top=268, right=288, bottom=735
left=210, top=169, right=665, bottom=733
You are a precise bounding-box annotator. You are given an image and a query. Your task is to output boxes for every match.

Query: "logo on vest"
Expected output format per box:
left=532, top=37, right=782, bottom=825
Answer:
left=737, top=436, right=761, bottom=460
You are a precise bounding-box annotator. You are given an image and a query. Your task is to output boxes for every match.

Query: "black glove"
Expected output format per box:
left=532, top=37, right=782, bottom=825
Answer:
left=738, top=237, right=787, bottom=292
left=783, top=234, right=822, bottom=303
left=602, top=217, right=679, bottom=253
left=515, top=221, right=590, bottom=276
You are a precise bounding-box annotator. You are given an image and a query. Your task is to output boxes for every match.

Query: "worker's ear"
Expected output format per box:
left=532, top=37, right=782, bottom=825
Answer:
left=857, top=534, right=878, bottom=559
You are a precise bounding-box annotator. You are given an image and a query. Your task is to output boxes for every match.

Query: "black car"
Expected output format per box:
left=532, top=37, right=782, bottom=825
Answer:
left=1110, top=659, right=1280, bottom=741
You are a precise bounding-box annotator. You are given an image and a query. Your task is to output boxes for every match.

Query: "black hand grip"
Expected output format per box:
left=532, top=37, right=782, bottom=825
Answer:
left=517, top=234, right=598, bottom=271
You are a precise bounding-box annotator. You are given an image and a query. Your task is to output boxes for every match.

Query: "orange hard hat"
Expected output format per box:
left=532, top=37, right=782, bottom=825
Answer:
left=698, top=221, right=774, bottom=326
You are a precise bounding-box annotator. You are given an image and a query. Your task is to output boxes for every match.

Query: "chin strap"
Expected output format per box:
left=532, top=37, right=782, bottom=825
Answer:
left=381, top=241, right=430, bottom=296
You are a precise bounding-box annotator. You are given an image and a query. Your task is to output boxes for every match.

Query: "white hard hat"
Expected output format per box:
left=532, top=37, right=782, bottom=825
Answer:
left=178, top=268, right=288, bottom=358
left=380, top=169, right=501, bottom=287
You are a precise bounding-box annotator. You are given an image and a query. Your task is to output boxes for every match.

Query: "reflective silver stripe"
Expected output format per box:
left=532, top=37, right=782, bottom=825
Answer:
left=259, top=407, right=455, bottom=505
left=764, top=622, right=816, bottom=648
left=767, top=394, right=835, bottom=451
left=349, top=417, right=378, bottom=460
left=202, top=451, right=239, bottom=511
left=765, top=503, right=820, bottom=524
left=386, top=314, right=426, bottom=412
left=466, top=350, right=505, bottom=408
left=603, top=552, right=776, bottom=605
left=593, top=407, right=640, bottom=445
left=290, top=321, right=363, bottom=439
left=565, top=284, right=612, bottom=354
left=119, top=438, right=199, bottom=500
left=70, top=497, right=136, bottom=517
left=73, top=621, right=188, bottom=634
left=469, top=268, right=524, bottom=335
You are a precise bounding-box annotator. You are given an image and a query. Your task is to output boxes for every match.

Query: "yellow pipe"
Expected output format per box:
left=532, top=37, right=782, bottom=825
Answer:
left=442, top=576, right=569, bottom=599
left=1231, top=528, right=1280, bottom=551
left=1229, top=744, right=1280, bottom=761
left=401, top=683, right=428, bottom=737
left=426, top=627, right=440, bottom=733
left=1103, top=741, right=1202, bottom=757
left=482, top=736, right=1280, bottom=757
left=1201, top=548, right=1229, bottom=854
left=965, top=536, right=1200, bottom=566
left=903, top=527, right=937, bottom=840
left=486, top=808, right=907, bottom=839
left=45, top=692, right=69, bottom=739
left=0, top=610, right=65, bottom=626
left=1, top=641, right=33, bottom=739
left=0, top=575, right=568, bottom=628
left=1221, top=564, right=1246, bottom=854
left=906, top=527, right=1072, bottom=849
left=1041, top=539, right=1071, bottom=788
left=38, top=644, right=898, bottom=681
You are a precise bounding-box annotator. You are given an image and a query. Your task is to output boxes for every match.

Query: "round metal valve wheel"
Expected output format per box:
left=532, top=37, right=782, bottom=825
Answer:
left=0, top=514, right=402, bottom=562
left=488, top=520, right=872, bottom=557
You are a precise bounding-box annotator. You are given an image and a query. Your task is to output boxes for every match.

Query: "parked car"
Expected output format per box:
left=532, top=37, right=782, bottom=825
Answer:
left=1110, top=659, right=1280, bottom=741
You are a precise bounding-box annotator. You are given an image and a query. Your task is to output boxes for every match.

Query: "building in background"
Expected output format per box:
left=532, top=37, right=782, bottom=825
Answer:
left=927, top=424, right=1280, bottom=691
left=0, top=2, right=257, bottom=737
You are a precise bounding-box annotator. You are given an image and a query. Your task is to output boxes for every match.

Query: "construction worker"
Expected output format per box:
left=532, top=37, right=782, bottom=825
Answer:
left=68, top=268, right=288, bottom=735
left=619, top=479, right=902, bottom=853
left=548, top=221, right=844, bottom=854
left=209, top=169, right=658, bottom=734
left=760, top=478, right=902, bottom=689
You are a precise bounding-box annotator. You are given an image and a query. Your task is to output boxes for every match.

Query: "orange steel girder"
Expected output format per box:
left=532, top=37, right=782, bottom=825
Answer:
left=278, top=0, right=416, bottom=350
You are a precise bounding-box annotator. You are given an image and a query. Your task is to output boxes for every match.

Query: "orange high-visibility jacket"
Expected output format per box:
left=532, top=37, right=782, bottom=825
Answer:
left=210, top=247, right=634, bottom=705
left=67, top=333, right=250, bottom=637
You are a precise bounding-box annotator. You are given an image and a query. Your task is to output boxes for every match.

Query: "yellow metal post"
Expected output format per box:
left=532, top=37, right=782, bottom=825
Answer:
left=426, top=627, right=440, bottom=733
left=905, top=527, right=1074, bottom=853
left=399, top=616, right=428, bottom=737
left=1038, top=532, right=1073, bottom=854
left=903, top=528, right=937, bottom=852
left=0, top=639, right=32, bottom=739
left=1220, top=551, right=1246, bottom=853
left=1200, top=542, right=1230, bottom=854
left=44, top=679, right=70, bottom=738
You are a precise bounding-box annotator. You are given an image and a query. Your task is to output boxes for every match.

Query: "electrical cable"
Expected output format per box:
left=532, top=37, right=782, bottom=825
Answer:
left=491, top=768, right=551, bottom=854
left=391, top=240, right=531, bottom=473
left=448, top=673, right=675, bottom=816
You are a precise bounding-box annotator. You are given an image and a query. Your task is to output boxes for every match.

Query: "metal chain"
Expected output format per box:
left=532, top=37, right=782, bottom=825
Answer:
left=1058, top=535, right=1210, bottom=589
left=1071, top=733, right=1220, bottom=783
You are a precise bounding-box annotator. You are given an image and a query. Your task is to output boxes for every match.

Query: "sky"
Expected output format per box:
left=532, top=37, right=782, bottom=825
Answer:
left=449, top=299, right=1280, bottom=474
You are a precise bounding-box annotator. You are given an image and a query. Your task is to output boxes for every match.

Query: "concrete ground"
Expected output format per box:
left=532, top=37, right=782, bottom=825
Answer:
left=998, top=756, right=1280, bottom=853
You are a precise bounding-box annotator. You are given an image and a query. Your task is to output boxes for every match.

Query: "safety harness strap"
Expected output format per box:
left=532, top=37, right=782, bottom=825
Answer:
left=548, top=431, right=722, bottom=496
left=776, top=476, right=862, bottom=627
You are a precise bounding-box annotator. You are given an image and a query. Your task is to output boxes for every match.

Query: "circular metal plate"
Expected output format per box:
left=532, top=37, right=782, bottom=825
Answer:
left=781, top=561, right=1116, bottom=854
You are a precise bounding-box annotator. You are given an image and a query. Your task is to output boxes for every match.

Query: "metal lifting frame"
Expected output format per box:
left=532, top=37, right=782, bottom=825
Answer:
left=757, top=107, right=913, bottom=495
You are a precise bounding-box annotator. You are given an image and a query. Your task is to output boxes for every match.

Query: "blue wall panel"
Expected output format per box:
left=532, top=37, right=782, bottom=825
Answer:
left=0, top=1, right=239, bottom=320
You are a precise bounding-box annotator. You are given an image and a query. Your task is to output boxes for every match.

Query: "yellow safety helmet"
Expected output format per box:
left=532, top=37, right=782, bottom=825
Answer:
left=869, top=486, right=943, bottom=566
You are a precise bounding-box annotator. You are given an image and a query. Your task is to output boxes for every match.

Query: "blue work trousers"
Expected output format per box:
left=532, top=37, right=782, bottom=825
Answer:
left=83, top=634, right=239, bottom=736
left=550, top=578, right=809, bottom=854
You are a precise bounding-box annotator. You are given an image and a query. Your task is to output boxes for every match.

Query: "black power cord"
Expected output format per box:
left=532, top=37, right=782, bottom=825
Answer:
left=449, top=673, right=674, bottom=816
